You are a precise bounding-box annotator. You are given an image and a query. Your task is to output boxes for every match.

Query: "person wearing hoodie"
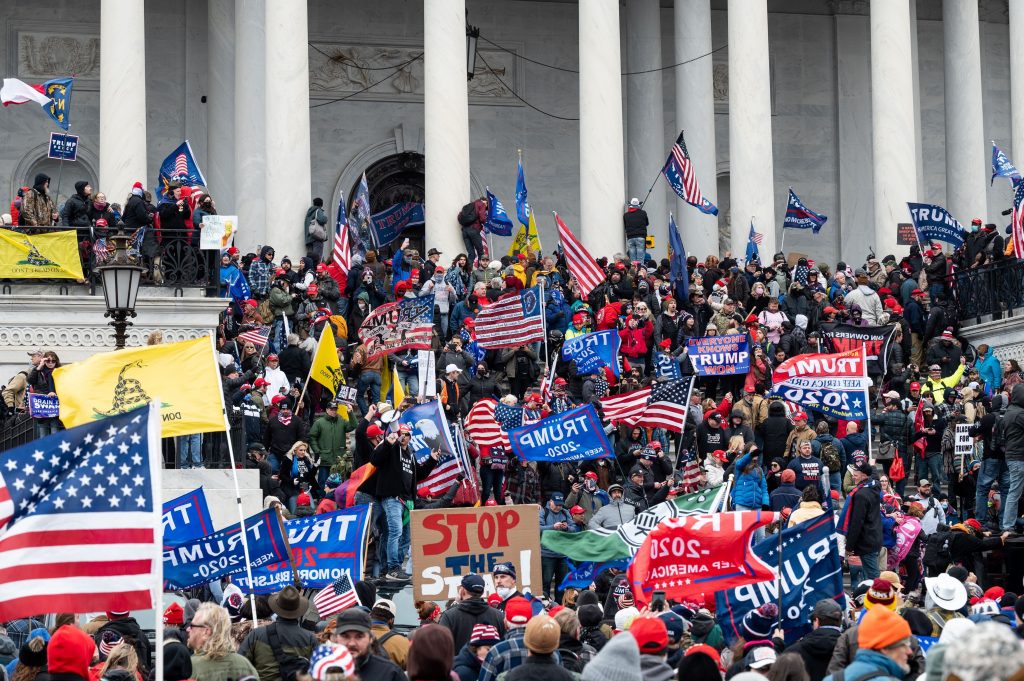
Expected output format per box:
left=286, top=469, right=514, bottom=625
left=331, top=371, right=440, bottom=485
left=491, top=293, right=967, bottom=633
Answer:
left=770, top=469, right=801, bottom=512
left=724, top=410, right=756, bottom=448
left=844, top=268, right=886, bottom=325
left=63, top=180, right=92, bottom=228
left=761, top=400, right=794, bottom=460
left=21, top=173, right=56, bottom=228
left=95, top=611, right=150, bottom=673
left=40, top=625, right=95, bottom=681
left=976, top=344, right=1003, bottom=396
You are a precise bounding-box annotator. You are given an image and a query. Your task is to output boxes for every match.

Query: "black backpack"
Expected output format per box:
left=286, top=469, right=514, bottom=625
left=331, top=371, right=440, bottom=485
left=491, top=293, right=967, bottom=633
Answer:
left=458, top=202, right=478, bottom=227
left=266, top=623, right=311, bottom=681
left=992, top=414, right=1007, bottom=456
left=923, top=527, right=953, bottom=571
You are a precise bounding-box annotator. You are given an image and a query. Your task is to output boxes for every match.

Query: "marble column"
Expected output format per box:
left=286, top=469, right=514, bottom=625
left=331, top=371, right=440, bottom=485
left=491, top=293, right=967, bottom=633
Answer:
left=265, top=0, right=311, bottom=261
left=580, top=0, right=627, bottom=256
left=727, top=0, right=775, bottom=257
left=870, top=0, right=919, bottom=258
left=943, top=0, right=987, bottom=224
left=1010, top=1, right=1024, bottom=168
left=675, top=0, right=718, bottom=261
left=234, top=0, right=266, bottom=253
left=424, top=0, right=471, bottom=257
left=207, top=0, right=235, bottom=213
left=99, top=0, right=147, bottom=200
left=626, top=0, right=666, bottom=256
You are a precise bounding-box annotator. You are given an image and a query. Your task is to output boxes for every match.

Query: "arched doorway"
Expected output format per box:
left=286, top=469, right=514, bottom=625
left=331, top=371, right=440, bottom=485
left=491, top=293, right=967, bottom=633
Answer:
left=349, top=152, right=425, bottom=256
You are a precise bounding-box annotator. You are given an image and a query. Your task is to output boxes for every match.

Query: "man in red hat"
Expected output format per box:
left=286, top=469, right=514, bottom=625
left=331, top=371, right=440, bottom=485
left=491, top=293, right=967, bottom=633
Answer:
left=565, top=471, right=607, bottom=524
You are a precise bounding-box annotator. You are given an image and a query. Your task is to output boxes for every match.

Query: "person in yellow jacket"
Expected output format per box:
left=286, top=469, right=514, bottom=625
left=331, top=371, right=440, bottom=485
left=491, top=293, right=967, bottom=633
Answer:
left=920, top=356, right=966, bottom=404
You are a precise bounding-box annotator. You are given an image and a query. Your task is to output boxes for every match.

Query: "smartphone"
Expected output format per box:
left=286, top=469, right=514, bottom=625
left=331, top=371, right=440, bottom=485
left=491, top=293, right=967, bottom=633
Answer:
left=651, top=590, right=666, bottom=613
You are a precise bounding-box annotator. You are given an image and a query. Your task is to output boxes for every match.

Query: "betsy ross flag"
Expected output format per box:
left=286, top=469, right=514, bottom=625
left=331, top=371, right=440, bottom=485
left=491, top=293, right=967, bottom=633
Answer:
left=0, top=404, right=159, bottom=620
left=313, top=572, right=359, bottom=617
left=333, top=191, right=351, bottom=275
left=1013, top=179, right=1024, bottom=260
left=783, top=188, right=827, bottom=234
left=662, top=131, right=718, bottom=215
left=644, top=377, right=694, bottom=432
left=554, top=212, right=605, bottom=297
left=474, top=286, right=545, bottom=349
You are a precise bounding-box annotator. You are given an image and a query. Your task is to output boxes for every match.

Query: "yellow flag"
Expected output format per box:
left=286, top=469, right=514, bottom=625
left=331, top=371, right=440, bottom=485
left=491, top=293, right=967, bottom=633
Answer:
left=53, top=336, right=225, bottom=437
left=0, top=228, right=84, bottom=279
left=309, top=324, right=344, bottom=396
left=508, top=211, right=542, bottom=257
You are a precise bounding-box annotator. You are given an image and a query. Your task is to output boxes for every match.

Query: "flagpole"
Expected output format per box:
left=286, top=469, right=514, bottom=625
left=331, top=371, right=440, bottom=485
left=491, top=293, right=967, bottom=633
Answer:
left=209, top=333, right=260, bottom=629
left=147, top=401, right=165, bottom=681
left=51, top=76, right=75, bottom=208
left=779, top=222, right=786, bottom=254
left=673, top=378, right=696, bottom=470
left=539, top=280, right=549, bottom=367
left=862, top=342, right=873, bottom=463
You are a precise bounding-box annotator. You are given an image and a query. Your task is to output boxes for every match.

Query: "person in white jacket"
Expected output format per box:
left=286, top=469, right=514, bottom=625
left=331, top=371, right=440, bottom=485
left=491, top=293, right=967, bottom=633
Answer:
left=843, top=268, right=887, bottom=325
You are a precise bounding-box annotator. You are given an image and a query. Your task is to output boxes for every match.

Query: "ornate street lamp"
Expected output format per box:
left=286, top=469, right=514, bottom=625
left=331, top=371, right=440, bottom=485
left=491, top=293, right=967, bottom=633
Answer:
left=97, top=231, right=144, bottom=350
left=467, top=24, right=480, bottom=80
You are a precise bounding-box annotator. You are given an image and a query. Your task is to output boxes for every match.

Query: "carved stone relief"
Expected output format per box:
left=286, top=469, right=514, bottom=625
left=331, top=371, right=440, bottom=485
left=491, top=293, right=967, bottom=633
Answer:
left=17, top=32, right=100, bottom=81
left=0, top=326, right=207, bottom=349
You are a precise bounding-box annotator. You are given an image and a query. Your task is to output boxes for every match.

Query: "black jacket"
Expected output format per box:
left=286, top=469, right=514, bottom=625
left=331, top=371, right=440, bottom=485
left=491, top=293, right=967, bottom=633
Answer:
left=278, top=345, right=310, bottom=386
left=785, top=626, right=841, bottom=681
left=623, top=208, right=650, bottom=239
left=761, top=401, right=793, bottom=459
left=1003, top=384, right=1024, bottom=461
left=437, top=598, right=506, bottom=651
left=505, top=654, right=576, bottom=681
left=64, top=182, right=91, bottom=227
left=97, top=617, right=151, bottom=671
left=370, top=439, right=438, bottom=500
left=845, top=478, right=883, bottom=555
left=122, top=194, right=152, bottom=230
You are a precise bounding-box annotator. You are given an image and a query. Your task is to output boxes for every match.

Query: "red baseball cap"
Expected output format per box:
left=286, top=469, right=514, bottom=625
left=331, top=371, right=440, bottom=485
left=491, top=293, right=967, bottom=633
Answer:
left=965, top=518, right=983, bottom=531
left=584, top=471, right=598, bottom=480
left=570, top=505, right=585, bottom=515
left=366, top=424, right=384, bottom=438
left=253, top=378, right=270, bottom=388
left=630, top=616, right=668, bottom=654
left=909, top=382, right=921, bottom=391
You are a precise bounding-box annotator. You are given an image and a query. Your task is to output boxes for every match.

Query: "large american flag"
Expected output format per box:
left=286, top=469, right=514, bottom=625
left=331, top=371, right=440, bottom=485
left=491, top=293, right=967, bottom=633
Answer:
left=1013, top=179, right=1024, bottom=259
left=313, top=572, right=358, bottom=617
left=464, top=398, right=504, bottom=447
left=662, top=132, right=718, bottom=216
left=644, top=378, right=694, bottom=432
left=474, top=286, right=545, bottom=349
left=333, top=192, right=351, bottom=275
left=0, top=405, right=159, bottom=621
left=599, top=387, right=651, bottom=425
left=554, top=212, right=606, bottom=298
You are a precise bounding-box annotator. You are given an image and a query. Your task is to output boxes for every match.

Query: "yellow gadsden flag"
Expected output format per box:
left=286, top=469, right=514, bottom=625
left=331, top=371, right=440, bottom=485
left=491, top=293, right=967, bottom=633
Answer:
left=507, top=211, right=542, bottom=258
left=310, top=324, right=344, bottom=396
left=0, top=228, right=84, bottom=279
left=53, top=336, right=226, bottom=437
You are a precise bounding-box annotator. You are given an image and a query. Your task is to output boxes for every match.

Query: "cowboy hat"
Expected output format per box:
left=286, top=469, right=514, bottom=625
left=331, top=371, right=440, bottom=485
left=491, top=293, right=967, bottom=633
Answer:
left=925, top=574, right=968, bottom=611
left=269, top=584, right=309, bottom=619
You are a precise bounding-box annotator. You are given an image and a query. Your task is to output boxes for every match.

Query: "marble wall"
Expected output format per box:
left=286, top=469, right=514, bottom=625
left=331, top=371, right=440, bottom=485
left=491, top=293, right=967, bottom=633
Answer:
left=0, top=0, right=1014, bottom=269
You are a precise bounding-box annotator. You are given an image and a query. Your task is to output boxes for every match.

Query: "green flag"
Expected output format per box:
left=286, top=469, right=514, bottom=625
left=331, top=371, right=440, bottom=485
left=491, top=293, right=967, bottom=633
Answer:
left=541, top=485, right=727, bottom=562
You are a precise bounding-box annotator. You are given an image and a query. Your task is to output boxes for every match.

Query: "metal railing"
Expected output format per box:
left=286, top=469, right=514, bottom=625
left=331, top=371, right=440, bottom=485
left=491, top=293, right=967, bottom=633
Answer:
left=953, top=258, right=1024, bottom=325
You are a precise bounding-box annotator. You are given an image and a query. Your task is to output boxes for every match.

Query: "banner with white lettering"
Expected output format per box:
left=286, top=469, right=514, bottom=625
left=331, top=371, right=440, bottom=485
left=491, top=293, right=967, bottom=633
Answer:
left=907, top=202, right=964, bottom=248
left=27, top=393, right=59, bottom=418
left=654, top=351, right=682, bottom=380
left=162, top=508, right=291, bottom=590
left=233, top=506, right=370, bottom=594
left=508, top=403, right=613, bottom=462
left=770, top=347, right=872, bottom=420
left=561, top=329, right=621, bottom=376
left=819, top=322, right=898, bottom=374
left=687, top=335, right=750, bottom=376
left=162, top=487, right=214, bottom=548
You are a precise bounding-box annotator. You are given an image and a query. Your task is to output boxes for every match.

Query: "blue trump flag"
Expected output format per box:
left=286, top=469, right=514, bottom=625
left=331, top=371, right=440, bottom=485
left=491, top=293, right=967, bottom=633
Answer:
left=560, top=558, right=630, bottom=590
left=668, top=213, right=689, bottom=299
left=162, top=488, right=214, bottom=548
left=233, top=506, right=370, bottom=594
left=654, top=352, right=682, bottom=380
left=42, top=77, right=73, bottom=130
left=349, top=172, right=373, bottom=255
left=662, top=132, right=718, bottom=215
left=746, top=222, right=761, bottom=264
left=715, top=514, right=846, bottom=644
left=369, top=202, right=424, bottom=247
left=783, top=188, right=827, bottom=234
left=485, top=188, right=514, bottom=236
left=509, top=403, right=613, bottom=462
left=156, top=141, right=207, bottom=202
left=226, top=269, right=252, bottom=304
left=992, top=141, right=1022, bottom=185
left=561, top=329, right=621, bottom=376
left=163, top=507, right=291, bottom=590
left=907, top=202, right=964, bottom=248
left=516, top=158, right=531, bottom=226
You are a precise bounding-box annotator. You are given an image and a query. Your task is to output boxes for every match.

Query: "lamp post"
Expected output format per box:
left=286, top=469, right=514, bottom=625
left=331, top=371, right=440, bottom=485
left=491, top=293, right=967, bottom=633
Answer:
left=466, top=24, right=479, bottom=80
left=97, top=230, right=144, bottom=350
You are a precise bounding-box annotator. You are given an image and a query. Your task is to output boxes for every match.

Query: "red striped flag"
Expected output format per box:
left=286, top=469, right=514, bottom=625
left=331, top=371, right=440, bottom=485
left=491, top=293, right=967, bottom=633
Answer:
left=599, top=387, right=651, bottom=425
left=333, top=193, right=351, bottom=275
left=750, top=230, right=764, bottom=245
left=237, top=326, right=270, bottom=348
left=474, top=286, right=545, bottom=349
left=1013, top=179, right=1024, bottom=259
left=465, top=399, right=503, bottom=447
left=313, top=572, right=358, bottom=617
left=417, top=424, right=471, bottom=497
left=641, top=378, right=693, bottom=432
left=554, top=212, right=606, bottom=297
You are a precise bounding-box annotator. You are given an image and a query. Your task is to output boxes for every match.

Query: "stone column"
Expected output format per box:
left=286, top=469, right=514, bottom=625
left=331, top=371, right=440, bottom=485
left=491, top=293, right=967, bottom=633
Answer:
left=265, top=0, right=311, bottom=261
left=424, top=0, right=471, bottom=256
left=727, top=0, right=775, bottom=256
left=626, top=0, right=666, bottom=256
left=1011, top=1, right=1024, bottom=168
left=675, top=0, right=718, bottom=261
left=207, top=0, right=235, bottom=213
left=580, top=0, right=627, bottom=256
left=234, top=0, right=266, bottom=253
left=943, top=0, right=987, bottom=224
left=870, top=0, right=919, bottom=257
left=99, top=0, right=147, bottom=200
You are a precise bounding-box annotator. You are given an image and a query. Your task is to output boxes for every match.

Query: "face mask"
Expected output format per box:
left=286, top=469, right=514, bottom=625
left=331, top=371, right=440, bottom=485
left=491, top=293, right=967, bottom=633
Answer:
left=495, top=586, right=514, bottom=600
left=585, top=479, right=597, bottom=492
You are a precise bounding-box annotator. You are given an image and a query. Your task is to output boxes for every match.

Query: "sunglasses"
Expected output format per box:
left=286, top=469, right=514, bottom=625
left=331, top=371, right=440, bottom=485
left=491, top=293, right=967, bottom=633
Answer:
left=188, top=622, right=209, bottom=630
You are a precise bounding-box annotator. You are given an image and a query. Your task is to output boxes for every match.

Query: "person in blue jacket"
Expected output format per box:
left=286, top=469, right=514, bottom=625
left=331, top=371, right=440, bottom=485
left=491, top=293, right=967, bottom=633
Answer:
left=545, top=286, right=573, bottom=333
left=976, top=343, right=1003, bottom=396
left=731, top=443, right=769, bottom=541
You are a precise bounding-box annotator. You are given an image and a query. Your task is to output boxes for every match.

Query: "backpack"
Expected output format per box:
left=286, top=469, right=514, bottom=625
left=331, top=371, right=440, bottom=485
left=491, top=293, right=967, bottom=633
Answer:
left=819, top=438, right=841, bottom=473
left=923, top=528, right=952, bottom=572
left=306, top=207, right=327, bottom=241
left=265, top=623, right=310, bottom=681
left=992, top=414, right=1007, bottom=457
left=458, top=202, right=478, bottom=227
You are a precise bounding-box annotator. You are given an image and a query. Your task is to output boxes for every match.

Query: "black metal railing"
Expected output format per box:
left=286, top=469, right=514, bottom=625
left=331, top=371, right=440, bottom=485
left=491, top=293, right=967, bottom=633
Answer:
left=0, top=414, right=36, bottom=453
left=953, top=258, right=1024, bottom=325
left=0, top=225, right=219, bottom=295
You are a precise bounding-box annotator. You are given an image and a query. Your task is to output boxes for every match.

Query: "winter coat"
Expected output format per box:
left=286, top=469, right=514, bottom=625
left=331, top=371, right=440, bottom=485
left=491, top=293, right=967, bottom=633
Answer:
left=308, top=410, right=358, bottom=468
left=64, top=182, right=91, bottom=227
left=761, top=401, right=793, bottom=459
left=371, top=440, right=437, bottom=501
left=239, top=620, right=318, bottom=681
left=437, top=598, right=506, bottom=652
left=844, top=479, right=883, bottom=555
left=823, top=648, right=907, bottom=681
left=588, top=499, right=635, bottom=530
left=977, top=346, right=1003, bottom=395
left=925, top=252, right=947, bottom=285
left=21, top=174, right=55, bottom=227
left=453, top=645, right=483, bottom=681
left=785, top=625, right=841, bottom=681
left=731, top=451, right=769, bottom=508
left=623, top=207, right=649, bottom=239
left=844, top=285, right=886, bottom=325
left=618, top=319, right=654, bottom=359
left=770, top=483, right=801, bottom=512
left=827, top=624, right=925, bottom=679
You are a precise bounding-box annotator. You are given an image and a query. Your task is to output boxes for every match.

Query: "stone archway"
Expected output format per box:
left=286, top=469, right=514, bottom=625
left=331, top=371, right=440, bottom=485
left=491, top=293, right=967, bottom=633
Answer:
left=355, top=151, right=426, bottom=255
left=13, top=141, right=99, bottom=211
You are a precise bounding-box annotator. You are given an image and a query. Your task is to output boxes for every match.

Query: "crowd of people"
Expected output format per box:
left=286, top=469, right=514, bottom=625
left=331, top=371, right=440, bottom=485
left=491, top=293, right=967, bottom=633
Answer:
left=6, top=181, right=1024, bottom=681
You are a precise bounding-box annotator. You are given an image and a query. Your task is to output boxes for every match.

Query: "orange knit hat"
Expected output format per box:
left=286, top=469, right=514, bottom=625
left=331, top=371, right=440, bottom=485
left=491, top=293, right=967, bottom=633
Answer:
left=857, top=606, right=911, bottom=650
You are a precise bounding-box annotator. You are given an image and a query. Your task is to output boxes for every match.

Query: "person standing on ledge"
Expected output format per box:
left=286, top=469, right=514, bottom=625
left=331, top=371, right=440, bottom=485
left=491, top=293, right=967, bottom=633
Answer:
left=623, top=197, right=649, bottom=264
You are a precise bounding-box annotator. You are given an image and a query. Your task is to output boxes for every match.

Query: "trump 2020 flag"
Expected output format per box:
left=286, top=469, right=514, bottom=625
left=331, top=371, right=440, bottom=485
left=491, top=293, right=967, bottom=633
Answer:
left=668, top=213, right=689, bottom=299
left=508, top=403, right=613, bottom=463
left=561, top=329, right=621, bottom=376
left=156, top=141, right=207, bottom=202
left=770, top=346, right=872, bottom=419
left=662, top=131, right=718, bottom=216
left=716, top=514, right=846, bottom=644
left=907, top=202, right=965, bottom=249
left=783, top=188, right=827, bottom=234
left=485, top=187, right=514, bottom=236
left=627, top=511, right=779, bottom=606
left=992, top=141, right=1021, bottom=185
left=0, top=404, right=160, bottom=620
left=516, top=158, right=531, bottom=227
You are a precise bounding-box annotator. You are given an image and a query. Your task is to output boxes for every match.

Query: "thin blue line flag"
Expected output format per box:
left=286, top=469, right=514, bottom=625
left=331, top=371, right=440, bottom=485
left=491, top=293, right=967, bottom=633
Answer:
left=992, top=141, right=1022, bottom=185
left=155, top=141, right=207, bottom=202
left=485, top=187, right=514, bottom=236
left=516, top=158, right=531, bottom=227
left=668, top=212, right=689, bottom=300
left=783, top=188, right=827, bottom=234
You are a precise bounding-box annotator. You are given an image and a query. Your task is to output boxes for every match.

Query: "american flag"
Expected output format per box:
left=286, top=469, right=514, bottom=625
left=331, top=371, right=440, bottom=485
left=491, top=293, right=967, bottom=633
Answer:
left=313, top=572, right=358, bottom=617
left=474, top=286, right=545, bottom=349
left=0, top=405, right=158, bottom=621
left=358, top=296, right=435, bottom=360
left=237, top=326, right=270, bottom=347
left=662, top=131, right=718, bottom=216
left=310, top=643, right=355, bottom=679
left=678, top=448, right=702, bottom=493
left=644, top=378, right=695, bottom=432
left=554, top=212, right=606, bottom=298
left=417, top=422, right=471, bottom=497
left=599, top=387, right=651, bottom=425
left=465, top=399, right=504, bottom=447
left=174, top=152, right=189, bottom=179
left=1013, top=179, right=1024, bottom=259
left=333, top=192, right=351, bottom=275
left=750, top=229, right=764, bottom=245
